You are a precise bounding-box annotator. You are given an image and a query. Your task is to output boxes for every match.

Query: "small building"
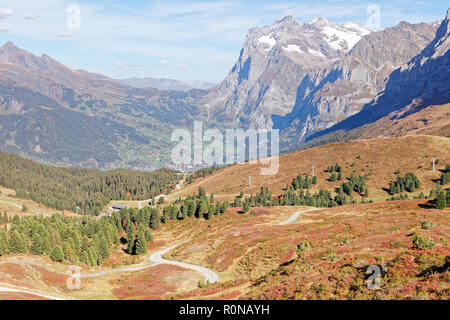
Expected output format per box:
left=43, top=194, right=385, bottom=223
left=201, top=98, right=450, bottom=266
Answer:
left=111, top=204, right=130, bottom=211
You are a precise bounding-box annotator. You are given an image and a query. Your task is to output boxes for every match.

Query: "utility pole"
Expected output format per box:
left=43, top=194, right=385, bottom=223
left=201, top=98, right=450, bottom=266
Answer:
left=311, top=166, right=316, bottom=177
left=432, top=158, right=436, bottom=172
left=249, top=175, right=252, bottom=188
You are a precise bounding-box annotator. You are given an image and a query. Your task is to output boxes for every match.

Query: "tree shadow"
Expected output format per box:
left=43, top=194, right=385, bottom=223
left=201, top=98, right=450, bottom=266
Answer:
left=418, top=201, right=435, bottom=209
left=417, top=260, right=449, bottom=277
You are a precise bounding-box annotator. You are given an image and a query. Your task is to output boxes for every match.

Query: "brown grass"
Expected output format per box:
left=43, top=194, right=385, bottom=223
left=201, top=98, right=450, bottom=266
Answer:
left=167, top=135, right=450, bottom=201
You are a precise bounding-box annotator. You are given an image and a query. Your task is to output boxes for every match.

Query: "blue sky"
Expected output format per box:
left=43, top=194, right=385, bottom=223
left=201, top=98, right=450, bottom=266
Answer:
left=0, top=0, right=448, bottom=82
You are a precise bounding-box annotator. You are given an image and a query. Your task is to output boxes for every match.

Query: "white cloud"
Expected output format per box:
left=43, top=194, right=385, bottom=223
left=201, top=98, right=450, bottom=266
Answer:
left=24, top=13, right=38, bottom=20
left=0, top=25, right=10, bottom=32
left=0, top=8, right=13, bottom=19
left=160, top=59, right=169, bottom=65
left=176, top=63, right=188, bottom=68
left=113, top=60, right=143, bottom=69
left=58, top=32, right=74, bottom=37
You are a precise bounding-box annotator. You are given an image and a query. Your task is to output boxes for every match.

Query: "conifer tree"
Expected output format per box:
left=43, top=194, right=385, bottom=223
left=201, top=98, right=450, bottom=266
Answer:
left=8, top=230, right=27, bottom=254
left=50, top=245, right=64, bottom=262
left=149, top=208, right=160, bottom=230
left=135, top=231, right=147, bottom=255
left=125, top=222, right=136, bottom=254
left=436, top=191, right=447, bottom=210
left=98, top=236, right=110, bottom=259
left=30, top=235, right=44, bottom=255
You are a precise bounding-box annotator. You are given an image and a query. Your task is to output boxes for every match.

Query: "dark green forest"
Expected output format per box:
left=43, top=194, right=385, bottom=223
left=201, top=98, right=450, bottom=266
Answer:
left=0, top=151, right=179, bottom=215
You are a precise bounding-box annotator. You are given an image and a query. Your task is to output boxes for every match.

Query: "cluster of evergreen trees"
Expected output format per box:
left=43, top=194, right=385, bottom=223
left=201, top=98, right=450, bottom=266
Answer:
left=440, top=164, right=450, bottom=185
left=387, top=194, right=410, bottom=201
left=0, top=192, right=235, bottom=264
left=429, top=184, right=450, bottom=210
left=236, top=187, right=273, bottom=208
left=161, top=200, right=228, bottom=221
left=168, top=187, right=229, bottom=220
left=389, top=172, right=421, bottom=195
left=326, top=163, right=342, bottom=173
left=326, top=163, right=343, bottom=182
left=338, top=173, right=368, bottom=197
left=292, top=173, right=317, bottom=190
left=435, top=189, right=450, bottom=209
left=233, top=185, right=358, bottom=210
left=0, top=151, right=179, bottom=215
left=185, top=166, right=221, bottom=184
left=0, top=214, right=122, bottom=265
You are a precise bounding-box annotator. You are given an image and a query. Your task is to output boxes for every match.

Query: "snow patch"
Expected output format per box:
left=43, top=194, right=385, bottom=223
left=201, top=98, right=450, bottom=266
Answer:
left=258, top=35, right=276, bottom=51
left=283, top=44, right=303, bottom=53
left=321, top=26, right=363, bottom=51
left=341, top=22, right=371, bottom=36
left=308, top=48, right=325, bottom=58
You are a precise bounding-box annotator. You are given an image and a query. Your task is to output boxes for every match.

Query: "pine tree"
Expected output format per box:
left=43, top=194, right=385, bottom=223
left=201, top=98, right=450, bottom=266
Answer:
left=80, top=250, right=88, bottom=264
left=50, top=245, right=64, bottom=262
left=8, top=230, right=27, bottom=254
left=242, top=203, right=250, bottom=213
left=220, top=202, right=228, bottom=213
left=125, top=223, right=136, bottom=254
left=149, top=208, right=160, bottom=230
left=135, top=232, right=147, bottom=255
left=196, top=201, right=208, bottom=218
left=436, top=192, right=447, bottom=210
left=62, top=242, right=77, bottom=262
left=330, top=172, right=337, bottom=182
left=30, top=235, right=44, bottom=255
left=98, top=237, right=110, bottom=259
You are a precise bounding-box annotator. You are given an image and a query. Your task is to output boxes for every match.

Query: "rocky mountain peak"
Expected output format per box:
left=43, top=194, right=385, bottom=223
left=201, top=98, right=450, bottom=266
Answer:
left=309, top=17, right=338, bottom=28
left=2, top=41, right=18, bottom=50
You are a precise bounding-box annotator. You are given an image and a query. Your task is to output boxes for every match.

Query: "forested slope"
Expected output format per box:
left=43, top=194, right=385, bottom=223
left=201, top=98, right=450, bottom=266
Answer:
left=0, top=151, right=179, bottom=215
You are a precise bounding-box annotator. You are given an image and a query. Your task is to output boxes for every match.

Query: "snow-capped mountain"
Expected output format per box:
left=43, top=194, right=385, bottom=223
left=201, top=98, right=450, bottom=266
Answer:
left=200, top=14, right=439, bottom=151
left=199, top=15, right=372, bottom=128
left=277, top=20, right=438, bottom=148
left=307, top=8, right=450, bottom=141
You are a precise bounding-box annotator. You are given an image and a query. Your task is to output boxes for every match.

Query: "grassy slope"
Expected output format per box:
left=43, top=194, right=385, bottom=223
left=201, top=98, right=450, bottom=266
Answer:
left=0, top=135, right=449, bottom=300
left=168, top=135, right=450, bottom=201
left=360, top=104, right=450, bottom=139
left=167, top=200, right=449, bottom=300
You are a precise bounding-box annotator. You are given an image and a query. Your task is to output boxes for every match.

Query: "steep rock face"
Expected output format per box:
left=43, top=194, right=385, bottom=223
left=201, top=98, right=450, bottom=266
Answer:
left=277, top=21, right=438, bottom=148
left=307, top=8, right=449, bottom=141
left=200, top=16, right=371, bottom=128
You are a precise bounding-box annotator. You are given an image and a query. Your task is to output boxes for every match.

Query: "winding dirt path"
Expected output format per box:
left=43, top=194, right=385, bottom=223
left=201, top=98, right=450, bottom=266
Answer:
left=0, top=200, right=23, bottom=210
left=277, top=208, right=318, bottom=225
left=81, top=242, right=219, bottom=284
left=149, top=244, right=219, bottom=284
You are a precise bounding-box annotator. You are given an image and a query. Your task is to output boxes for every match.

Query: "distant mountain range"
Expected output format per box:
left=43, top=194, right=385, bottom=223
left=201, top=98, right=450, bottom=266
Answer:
left=121, top=77, right=216, bottom=92
left=0, top=41, right=207, bottom=170
left=0, top=8, right=449, bottom=170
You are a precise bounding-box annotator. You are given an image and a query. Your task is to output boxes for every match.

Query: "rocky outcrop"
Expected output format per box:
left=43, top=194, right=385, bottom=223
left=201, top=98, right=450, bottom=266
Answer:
left=277, top=21, right=438, bottom=148
left=200, top=16, right=371, bottom=128
left=307, top=8, right=449, bottom=141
